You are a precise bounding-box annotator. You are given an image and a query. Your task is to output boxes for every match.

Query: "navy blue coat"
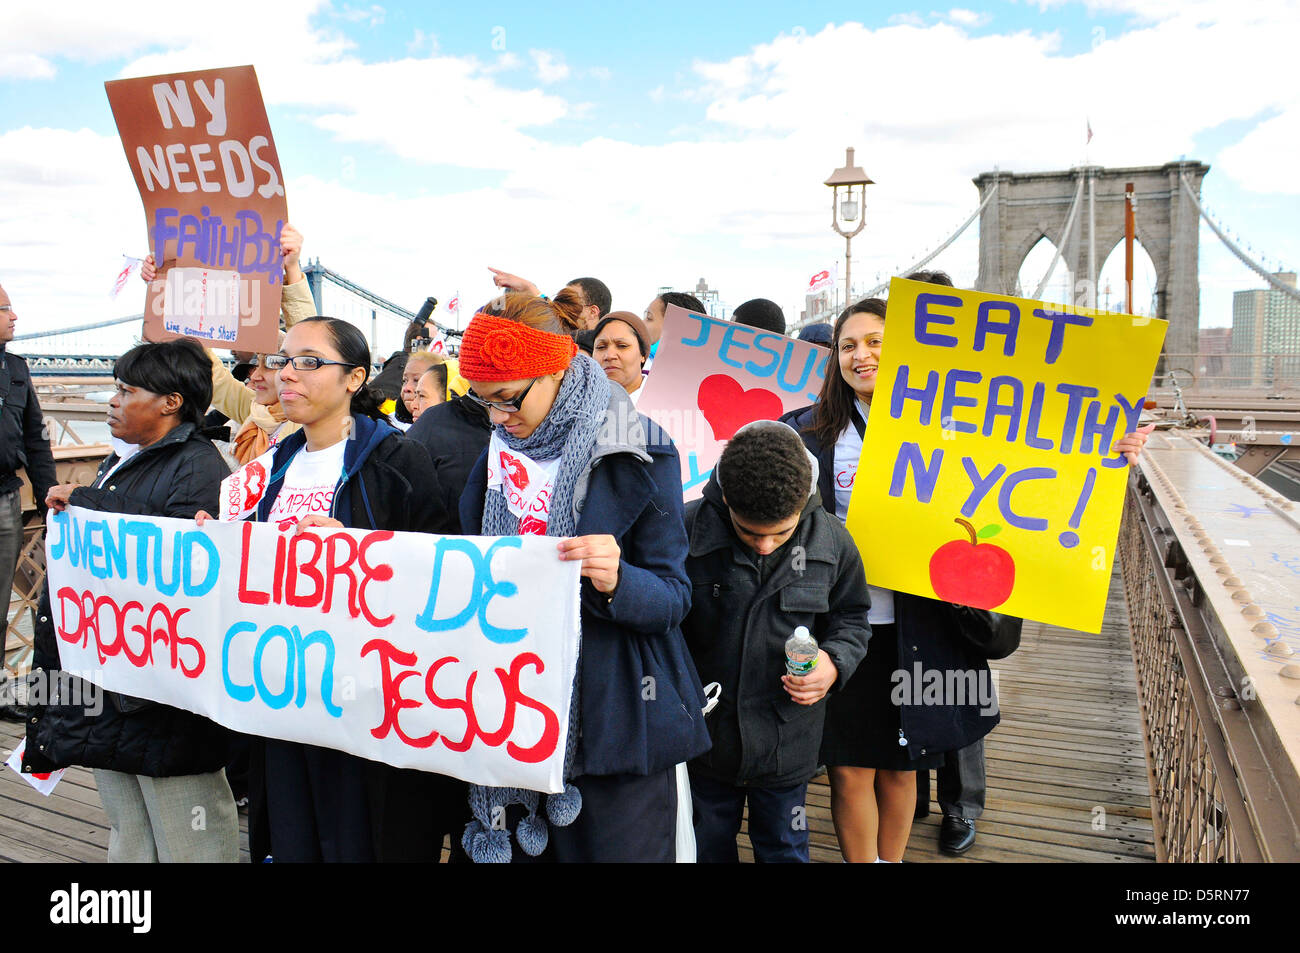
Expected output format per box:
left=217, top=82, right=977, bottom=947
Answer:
left=460, top=421, right=712, bottom=778
left=780, top=405, right=1001, bottom=758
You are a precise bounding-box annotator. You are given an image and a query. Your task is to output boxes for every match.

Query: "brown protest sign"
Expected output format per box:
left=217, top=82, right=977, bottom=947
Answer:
left=106, top=65, right=286, bottom=352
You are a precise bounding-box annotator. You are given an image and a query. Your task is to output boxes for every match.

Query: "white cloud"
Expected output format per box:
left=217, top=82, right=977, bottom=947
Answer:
left=946, top=8, right=992, bottom=27
left=530, top=50, right=571, bottom=84
left=106, top=22, right=571, bottom=172
left=0, top=126, right=144, bottom=335
left=1218, top=111, right=1300, bottom=196
left=294, top=57, right=571, bottom=169
left=485, top=52, right=523, bottom=74
left=335, top=3, right=385, bottom=26
left=0, top=54, right=56, bottom=80
left=407, top=29, right=438, bottom=56
left=0, top=1, right=342, bottom=69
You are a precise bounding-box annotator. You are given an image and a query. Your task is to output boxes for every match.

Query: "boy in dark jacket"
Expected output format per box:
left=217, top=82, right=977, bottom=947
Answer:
left=682, top=420, right=871, bottom=862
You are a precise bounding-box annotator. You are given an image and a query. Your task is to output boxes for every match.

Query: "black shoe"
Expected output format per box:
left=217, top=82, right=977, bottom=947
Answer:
left=0, top=704, right=29, bottom=723
left=939, top=815, right=976, bottom=855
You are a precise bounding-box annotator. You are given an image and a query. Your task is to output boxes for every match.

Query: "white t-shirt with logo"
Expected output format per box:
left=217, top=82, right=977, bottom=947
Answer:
left=832, top=400, right=895, bottom=625
left=265, top=440, right=347, bottom=526
left=486, top=432, right=560, bottom=535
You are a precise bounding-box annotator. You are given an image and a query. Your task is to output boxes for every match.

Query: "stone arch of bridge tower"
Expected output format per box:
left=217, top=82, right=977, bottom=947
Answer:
left=1095, top=227, right=1169, bottom=314
left=974, top=161, right=1209, bottom=360
left=1011, top=229, right=1069, bottom=298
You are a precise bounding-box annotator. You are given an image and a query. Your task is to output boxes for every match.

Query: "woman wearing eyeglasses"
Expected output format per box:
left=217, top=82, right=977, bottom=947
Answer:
left=455, top=290, right=711, bottom=863
left=201, top=316, right=452, bottom=862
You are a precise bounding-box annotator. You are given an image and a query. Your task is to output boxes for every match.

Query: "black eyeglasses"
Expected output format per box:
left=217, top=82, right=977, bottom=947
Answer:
left=264, top=354, right=359, bottom=372
left=465, top=377, right=540, bottom=413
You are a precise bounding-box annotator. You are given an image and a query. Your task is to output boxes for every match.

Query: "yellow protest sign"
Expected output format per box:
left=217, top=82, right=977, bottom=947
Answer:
left=846, top=278, right=1167, bottom=633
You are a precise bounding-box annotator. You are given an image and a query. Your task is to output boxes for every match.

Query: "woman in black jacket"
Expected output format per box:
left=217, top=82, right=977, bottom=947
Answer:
left=781, top=298, right=946, bottom=863
left=25, top=338, right=238, bottom=862
left=200, top=316, right=451, bottom=862
left=782, top=294, right=1150, bottom=862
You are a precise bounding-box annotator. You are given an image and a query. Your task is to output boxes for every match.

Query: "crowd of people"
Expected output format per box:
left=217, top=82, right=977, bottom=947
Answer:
left=0, top=230, right=1151, bottom=863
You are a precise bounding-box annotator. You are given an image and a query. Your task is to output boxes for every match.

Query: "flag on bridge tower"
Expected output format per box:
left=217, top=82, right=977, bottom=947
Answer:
left=1086, top=118, right=1093, bottom=144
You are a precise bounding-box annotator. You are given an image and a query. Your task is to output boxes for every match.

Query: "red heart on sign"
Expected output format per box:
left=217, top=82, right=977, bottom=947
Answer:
left=697, top=374, right=785, bottom=441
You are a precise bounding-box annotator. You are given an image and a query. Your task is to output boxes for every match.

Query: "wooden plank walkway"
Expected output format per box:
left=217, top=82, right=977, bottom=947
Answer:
left=0, top=569, right=1154, bottom=863
left=0, top=719, right=252, bottom=863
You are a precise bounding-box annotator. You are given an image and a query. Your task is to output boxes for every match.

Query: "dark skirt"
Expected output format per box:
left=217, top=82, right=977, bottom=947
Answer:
left=819, top=623, right=944, bottom=772
left=261, top=739, right=376, bottom=862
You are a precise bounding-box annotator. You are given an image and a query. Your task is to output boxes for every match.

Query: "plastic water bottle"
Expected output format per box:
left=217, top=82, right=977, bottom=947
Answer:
left=785, top=625, right=819, bottom=677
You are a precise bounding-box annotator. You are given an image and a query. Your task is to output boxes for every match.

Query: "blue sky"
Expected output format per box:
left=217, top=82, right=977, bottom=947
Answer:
left=2, top=0, right=1298, bottom=355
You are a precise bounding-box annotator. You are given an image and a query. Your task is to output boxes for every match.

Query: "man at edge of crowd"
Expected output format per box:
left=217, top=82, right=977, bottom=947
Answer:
left=0, top=283, right=57, bottom=720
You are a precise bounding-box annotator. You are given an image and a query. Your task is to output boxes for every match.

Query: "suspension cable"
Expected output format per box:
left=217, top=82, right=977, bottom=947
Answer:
left=863, top=181, right=999, bottom=298
left=1180, top=174, right=1300, bottom=304
left=1032, top=174, right=1085, bottom=299
left=13, top=313, right=140, bottom=342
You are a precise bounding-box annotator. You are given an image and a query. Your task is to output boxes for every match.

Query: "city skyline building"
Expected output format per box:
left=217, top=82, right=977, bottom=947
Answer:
left=1231, top=272, right=1300, bottom=388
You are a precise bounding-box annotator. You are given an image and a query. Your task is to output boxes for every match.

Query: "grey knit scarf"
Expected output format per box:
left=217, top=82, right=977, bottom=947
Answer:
left=464, top=354, right=610, bottom=862
left=480, top=353, right=610, bottom=538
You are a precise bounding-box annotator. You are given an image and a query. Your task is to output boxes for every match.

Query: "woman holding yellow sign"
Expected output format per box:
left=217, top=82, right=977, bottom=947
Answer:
left=782, top=277, right=1151, bottom=863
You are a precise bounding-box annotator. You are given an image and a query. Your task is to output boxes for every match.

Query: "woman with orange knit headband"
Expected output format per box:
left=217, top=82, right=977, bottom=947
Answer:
left=456, top=289, right=711, bottom=863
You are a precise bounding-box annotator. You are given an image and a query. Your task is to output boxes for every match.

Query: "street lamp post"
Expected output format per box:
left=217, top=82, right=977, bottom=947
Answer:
left=824, top=147, right=874, bottom=306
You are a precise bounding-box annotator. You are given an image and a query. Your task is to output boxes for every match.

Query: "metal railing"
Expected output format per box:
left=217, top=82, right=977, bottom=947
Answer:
left=1119, top=474, right=1300, bottom=862
left=1151, top=353, right=1300, bottom=395
left=4, top=396, right=114, bottom=676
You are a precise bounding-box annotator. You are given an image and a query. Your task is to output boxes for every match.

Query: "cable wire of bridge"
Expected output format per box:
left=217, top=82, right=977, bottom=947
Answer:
left=12, top=313, right=140, bottom=344
left=862, top=180, right=999, bottom=299
left=1181, top=173, right=1300, bottom=305
left=1031, top=174, right=1085, bottom=300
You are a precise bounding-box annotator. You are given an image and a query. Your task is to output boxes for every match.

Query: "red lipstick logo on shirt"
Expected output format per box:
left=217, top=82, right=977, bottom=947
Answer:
left=243, top=461, right=267, bottom=509
left=500, top=451, right=530, bottom=492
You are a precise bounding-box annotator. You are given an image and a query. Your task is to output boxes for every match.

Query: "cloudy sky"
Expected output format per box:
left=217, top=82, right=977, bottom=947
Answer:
left=2, top=0, right=1297, bottom=355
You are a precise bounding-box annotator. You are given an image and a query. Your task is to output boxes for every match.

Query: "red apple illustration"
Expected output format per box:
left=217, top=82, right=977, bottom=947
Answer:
left=928, top=518, right=1015, bottom=610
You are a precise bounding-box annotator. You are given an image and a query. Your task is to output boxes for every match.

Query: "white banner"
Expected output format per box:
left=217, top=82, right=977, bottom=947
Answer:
left=45, top=506, right=582, bottom=792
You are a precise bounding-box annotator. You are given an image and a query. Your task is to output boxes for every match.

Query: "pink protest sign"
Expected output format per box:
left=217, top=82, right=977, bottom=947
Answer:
left=637, top=305, right=829, bottom=500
